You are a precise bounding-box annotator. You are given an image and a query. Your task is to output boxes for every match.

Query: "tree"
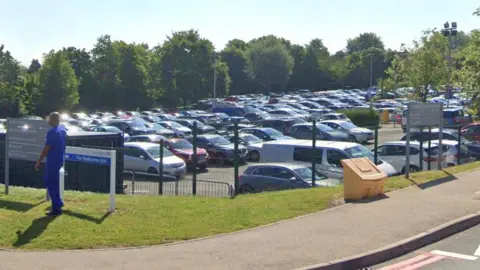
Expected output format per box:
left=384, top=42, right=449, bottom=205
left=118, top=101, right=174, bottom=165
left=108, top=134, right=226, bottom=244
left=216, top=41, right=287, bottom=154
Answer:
left=62, top=47, right=94, bottom=110
left=158, top=30, right=217, bottom=107
left=91, top=35, right=120, bottom=110
left=36, top=50, right=79, bottom=115
left=346, top=33, right=385, bottom=54
left=27, top=59, right=41, bottom=73
left=244, top=36, right=294, bottom=93
left=220, top=39, right=250, bottom=95
left=0, top=45, right=22, bottom=117
left=402, top=31, right=448, bottom=101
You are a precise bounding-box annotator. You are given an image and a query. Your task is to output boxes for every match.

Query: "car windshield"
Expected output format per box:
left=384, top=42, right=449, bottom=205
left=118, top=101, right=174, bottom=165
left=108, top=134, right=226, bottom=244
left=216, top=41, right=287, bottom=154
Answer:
left=338, top=122, right=357, bottom=129
left=209, top=136, right=231, bottom=145
left=146, top=145, right=173, bottom=158
left=216, top=113, right=229, bottom=118
left=105, top=126, right=122, bottom=133
left=128, top=121, right=146, bottom=128
left=171, top=139, right=193, bottom=149
left=257, top=111, right=270, bottom=118
left=263, top=128, right=284, bottom=138
left=345, top=145, right=375, bottom=163
left=241, top=134, right=263, bottom=144
left=151, top=123, right=168, bottom=130
left=294, top=167, right=326, bottom=181
left=165, top=121, right=183, bottom=128
left=316, top=124, right=334, bottom=132
left=424, top=146, right=442, bottom=156
left=338, top=114, right=347, bottom=119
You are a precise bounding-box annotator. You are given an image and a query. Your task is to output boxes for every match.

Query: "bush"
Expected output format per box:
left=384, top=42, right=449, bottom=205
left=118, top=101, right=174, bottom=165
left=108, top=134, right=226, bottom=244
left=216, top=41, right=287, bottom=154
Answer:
left=338, top=108, right=379, bottom=128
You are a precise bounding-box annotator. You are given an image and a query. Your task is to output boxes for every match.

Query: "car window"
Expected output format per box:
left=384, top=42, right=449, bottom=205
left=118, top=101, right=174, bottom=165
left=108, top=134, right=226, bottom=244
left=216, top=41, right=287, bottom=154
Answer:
left=385, top=145, right=406, bottom=156
left=326, top=150, right=349, bottom=168
left=293, top=148, right=323, bottom=163
left=124, top=147, right=146, bottom=158
left=274, top=168, right=295, bottom=179
left=377, top=145, right=388, bottom=155
left=252, top=167, right=277, bottom=176
left=410, top=147, right=420, bottom=155
left=443, top=133, right=457, bottom=140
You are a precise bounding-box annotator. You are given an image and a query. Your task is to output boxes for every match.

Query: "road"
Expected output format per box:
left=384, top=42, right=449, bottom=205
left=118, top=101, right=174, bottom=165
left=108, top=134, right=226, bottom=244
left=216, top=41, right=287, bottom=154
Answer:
left=374, top=224, right=480, bottom=269
left=124, top=125, right=404, bottom=197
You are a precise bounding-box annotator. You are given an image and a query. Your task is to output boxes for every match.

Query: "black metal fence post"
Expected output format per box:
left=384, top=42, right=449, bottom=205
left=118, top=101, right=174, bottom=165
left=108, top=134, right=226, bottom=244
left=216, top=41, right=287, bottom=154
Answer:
left=374, top=126, right=378, bottom=164
left=419, top=127, right=423, bottom=171
left=312, top=120, right=316, bottom=187
left=192, top=122, right=198, bottom=196
left=159, top=139, right=164, bottom=195
left=457, top=124, right=462, bottom=166
left=234, top=122, right=240, bottom=195
left=428, top=126, right=431, bottom=170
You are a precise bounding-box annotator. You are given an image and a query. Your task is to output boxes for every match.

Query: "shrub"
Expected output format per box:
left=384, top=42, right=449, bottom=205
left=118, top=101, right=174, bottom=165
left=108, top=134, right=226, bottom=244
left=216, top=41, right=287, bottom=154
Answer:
left=339, top=108, right=379, bottom=128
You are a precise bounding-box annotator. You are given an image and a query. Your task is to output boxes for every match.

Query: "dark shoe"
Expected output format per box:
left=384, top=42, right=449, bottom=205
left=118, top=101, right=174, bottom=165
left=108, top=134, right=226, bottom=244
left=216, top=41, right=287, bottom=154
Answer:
left=46, top=211, right=62, bottom=216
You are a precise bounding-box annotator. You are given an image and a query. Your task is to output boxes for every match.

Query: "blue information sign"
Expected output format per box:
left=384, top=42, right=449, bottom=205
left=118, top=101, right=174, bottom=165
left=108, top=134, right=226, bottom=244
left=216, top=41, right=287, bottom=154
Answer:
left=65, top=153, right=111, bottom=165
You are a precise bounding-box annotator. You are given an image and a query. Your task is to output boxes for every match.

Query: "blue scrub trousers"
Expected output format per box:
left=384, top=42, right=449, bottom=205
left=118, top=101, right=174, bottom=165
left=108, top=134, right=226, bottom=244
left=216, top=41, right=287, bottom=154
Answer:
left=45, top=166, right=64, bottom=212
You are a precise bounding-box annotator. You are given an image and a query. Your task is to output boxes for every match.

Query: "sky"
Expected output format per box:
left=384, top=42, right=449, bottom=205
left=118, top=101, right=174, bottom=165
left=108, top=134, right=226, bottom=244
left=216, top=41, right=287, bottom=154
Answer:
left=1, top=0, right=479, bottom=66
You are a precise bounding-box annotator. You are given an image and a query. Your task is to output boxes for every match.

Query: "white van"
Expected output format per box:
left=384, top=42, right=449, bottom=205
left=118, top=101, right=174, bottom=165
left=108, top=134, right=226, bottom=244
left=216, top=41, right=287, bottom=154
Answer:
left=260, top=140, right=397, bottom=180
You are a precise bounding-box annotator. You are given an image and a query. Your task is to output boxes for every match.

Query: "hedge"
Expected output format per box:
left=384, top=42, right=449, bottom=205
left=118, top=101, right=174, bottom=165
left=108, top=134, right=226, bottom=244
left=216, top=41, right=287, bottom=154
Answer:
left=338, top=108, right=379, bottom=128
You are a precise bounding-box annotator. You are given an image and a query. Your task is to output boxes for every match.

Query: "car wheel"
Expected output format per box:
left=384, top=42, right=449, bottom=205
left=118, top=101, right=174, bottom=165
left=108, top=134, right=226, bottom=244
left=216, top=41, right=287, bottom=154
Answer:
left=147, top=167, right=158, bottom=175
left=349, top=135, right=357, bottom=143
left=401, top=165, right=419, bottom=174
left=239, top=185, right=254, bottom=194
left=249, top=150, right=260, bottom=162
left=198, top=164, right=207, bottom=171
left=447, top=163, right=455, bottom=167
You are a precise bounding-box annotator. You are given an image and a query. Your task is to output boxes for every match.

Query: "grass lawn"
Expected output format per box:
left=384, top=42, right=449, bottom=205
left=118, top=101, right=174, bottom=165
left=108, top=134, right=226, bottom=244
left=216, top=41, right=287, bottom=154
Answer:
left=1, top=161, right=479, bottom=250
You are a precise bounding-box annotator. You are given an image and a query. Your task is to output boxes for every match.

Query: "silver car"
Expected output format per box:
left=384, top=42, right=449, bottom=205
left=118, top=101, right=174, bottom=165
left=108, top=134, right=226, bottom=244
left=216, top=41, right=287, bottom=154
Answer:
left=320, top=120, right=374, bottom=144
left=123, top=142, right=186, bottom=179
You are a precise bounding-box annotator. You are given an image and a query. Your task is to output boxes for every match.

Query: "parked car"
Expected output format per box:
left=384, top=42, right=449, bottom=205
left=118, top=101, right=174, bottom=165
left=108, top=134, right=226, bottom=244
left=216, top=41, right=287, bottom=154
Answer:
left=290, top=123, right=349, bottom=141
left=91, top=125, right=130, bottom=142
left=317, top=113, right=351, bottom=122
left=187, top=134, right=248, bottom=165
left=461, top=123, right=480, bottom=141
left=375, top=141, right=445, bottom=173
left=238, top=163, right=340, bottom=194
left=123, top=142, right=186, bottom=179
left=164, top=138, right=209, bottom=170
left=158, top=121, right=192, bottom=137
left=260, top=139, right=397, bottom=179
left=145, top=123, right=176, bottom=138
left=216, top=124, right=256, bottom=136
left=431, top=140, right=476, bottom=166
left=259, top=118, right=305, bottom=135
left=174, top=119, right=216, bottom=134
left=105, top=119, right=156, bottom=136
left=240, top=127, right=294, bottom=142
left=129, top=134, right=168, bottom=144
left=226, top=133, right=264, bottom=161
left=320, top=120, right=374, bottom=143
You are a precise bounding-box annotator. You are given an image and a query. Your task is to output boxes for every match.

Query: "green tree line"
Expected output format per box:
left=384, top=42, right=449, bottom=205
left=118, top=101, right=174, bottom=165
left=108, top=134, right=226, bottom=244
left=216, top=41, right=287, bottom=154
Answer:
left=0, top=8, right=479, bottom=117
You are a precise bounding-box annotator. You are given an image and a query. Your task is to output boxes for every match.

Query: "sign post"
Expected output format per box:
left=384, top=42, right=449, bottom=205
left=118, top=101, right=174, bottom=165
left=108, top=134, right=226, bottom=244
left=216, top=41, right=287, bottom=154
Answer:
left=405, top=103, right=443, bottom=178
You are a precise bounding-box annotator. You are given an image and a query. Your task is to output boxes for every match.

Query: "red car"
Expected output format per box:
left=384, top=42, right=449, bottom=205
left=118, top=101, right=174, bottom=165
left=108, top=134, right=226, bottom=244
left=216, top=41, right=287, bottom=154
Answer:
left=164, top=138, right=209, bottom=170
left=461, top=123, right=480, bottom=141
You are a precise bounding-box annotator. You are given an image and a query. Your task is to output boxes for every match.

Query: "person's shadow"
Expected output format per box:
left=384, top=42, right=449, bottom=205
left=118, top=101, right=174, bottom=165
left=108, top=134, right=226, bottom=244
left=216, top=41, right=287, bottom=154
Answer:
left=13, top=216, right=58, bottom=247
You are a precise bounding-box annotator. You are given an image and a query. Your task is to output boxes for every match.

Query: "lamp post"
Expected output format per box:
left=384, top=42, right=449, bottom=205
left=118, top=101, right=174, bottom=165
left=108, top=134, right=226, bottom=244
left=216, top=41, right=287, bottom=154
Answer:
left=442, top=21, right=457, bottom=108
left=212, top=52, right=217, bottom=112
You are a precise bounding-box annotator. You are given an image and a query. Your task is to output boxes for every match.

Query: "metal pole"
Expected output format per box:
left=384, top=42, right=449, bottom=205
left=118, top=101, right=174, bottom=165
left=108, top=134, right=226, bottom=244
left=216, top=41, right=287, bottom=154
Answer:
left=374, top=126, right=378, bottom=164
left=233, top=122, right=239, bottom=194
left=212, top=53, right=217, bottom=113
left=159, top=140, right=164, bottom=195
left=4, top=119, right=9, bottom=195
left=192, top=123, right=197, bottom=196
left=438, top=104, right=444, bottom=170
left=457, top=124, right=461, bottom=166
left=419, top=127, right=423, bottom=171
left=428, top=127, right=432, bottom=170
left=405, top=103, right=412, bottom=178
left=369, top=54, right=373, bottom=89
left=312, top=120, right=316, bottom=187
left=447, top=34, right=452, bottom=108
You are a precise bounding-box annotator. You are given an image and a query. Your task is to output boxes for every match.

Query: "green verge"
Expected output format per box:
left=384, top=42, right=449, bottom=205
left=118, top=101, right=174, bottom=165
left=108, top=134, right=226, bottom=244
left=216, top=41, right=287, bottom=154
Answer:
left=1, top=161, right=479, bottom=250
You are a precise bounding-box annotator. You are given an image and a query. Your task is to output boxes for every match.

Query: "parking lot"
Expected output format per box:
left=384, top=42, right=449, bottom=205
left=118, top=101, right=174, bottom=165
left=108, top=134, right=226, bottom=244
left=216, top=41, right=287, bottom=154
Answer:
left=185, top=124, right=402, bottom=185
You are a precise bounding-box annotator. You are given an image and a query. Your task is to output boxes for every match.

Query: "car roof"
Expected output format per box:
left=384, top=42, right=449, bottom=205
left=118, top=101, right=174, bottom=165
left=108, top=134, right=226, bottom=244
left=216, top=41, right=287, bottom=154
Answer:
left=124, top=142, right=159, bottom=148
left=130, top=134, right=164, bottom=139
left=320, top=120, right=349, bottom=124
left=430, top=140, right=459, bottom=146
left=263, top=139, right=357, bottom=149
left=247, top=163, right=308, bottom=170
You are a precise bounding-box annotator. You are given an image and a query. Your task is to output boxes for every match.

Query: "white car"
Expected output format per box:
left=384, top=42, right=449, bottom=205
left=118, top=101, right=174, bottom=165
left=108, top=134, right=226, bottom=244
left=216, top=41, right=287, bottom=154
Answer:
left=376, top=141, right=446, bottom=173
left=320, top=120, right=374, bottom=144
left=268, top=109, right=308, bottom=120
left=123, top=142, right=186, bottom=179
left=431, top=140, right=476, bottom=166
left=158, top=121, right=192, bottom=137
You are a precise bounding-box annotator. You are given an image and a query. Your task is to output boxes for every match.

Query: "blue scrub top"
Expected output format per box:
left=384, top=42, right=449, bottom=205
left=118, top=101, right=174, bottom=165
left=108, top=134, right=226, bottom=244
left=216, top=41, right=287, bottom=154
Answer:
left=45, top=125, right=67, bottom=170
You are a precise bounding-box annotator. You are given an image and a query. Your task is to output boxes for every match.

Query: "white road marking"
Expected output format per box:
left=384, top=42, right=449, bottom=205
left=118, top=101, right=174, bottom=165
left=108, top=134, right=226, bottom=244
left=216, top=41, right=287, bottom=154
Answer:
left=474, top=244, right=480, bottom=257
left=431, top=250, right=478, bottom=261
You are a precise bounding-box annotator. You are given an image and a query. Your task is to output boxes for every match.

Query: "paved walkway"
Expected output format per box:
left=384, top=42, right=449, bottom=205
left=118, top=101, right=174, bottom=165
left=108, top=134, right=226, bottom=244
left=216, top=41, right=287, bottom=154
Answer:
left=1, top=170, right=480, bottom=270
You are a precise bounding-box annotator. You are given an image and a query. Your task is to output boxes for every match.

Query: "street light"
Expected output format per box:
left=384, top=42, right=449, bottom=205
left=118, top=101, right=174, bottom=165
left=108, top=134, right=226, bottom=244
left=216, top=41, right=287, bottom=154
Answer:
left=442, top=21, right=458, bottom=108
left=212, top=52, right=217, bottom=112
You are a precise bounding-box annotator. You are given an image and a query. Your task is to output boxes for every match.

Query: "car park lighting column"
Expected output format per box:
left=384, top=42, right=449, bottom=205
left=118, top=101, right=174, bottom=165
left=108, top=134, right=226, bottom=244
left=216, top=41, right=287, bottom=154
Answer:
left=312, top=120, right=317, bottom=186
left=192, top=122, right=198, bottom=196
left=234, top=122, right=239, bottom=195
left=159, top=140, right=164, bottom=195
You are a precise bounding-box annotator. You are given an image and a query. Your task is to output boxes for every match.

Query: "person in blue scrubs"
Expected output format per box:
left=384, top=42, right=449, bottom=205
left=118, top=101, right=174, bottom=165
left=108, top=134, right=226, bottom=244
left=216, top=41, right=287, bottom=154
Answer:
left=34, top=112, right=67, bottom=216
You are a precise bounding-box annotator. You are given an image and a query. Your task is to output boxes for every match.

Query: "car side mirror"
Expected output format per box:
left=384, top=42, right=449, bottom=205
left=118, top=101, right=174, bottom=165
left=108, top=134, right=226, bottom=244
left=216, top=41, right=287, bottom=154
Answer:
left=139, top=155, right=146, bottom=160
left=289, top=177, right=298, bottom=182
